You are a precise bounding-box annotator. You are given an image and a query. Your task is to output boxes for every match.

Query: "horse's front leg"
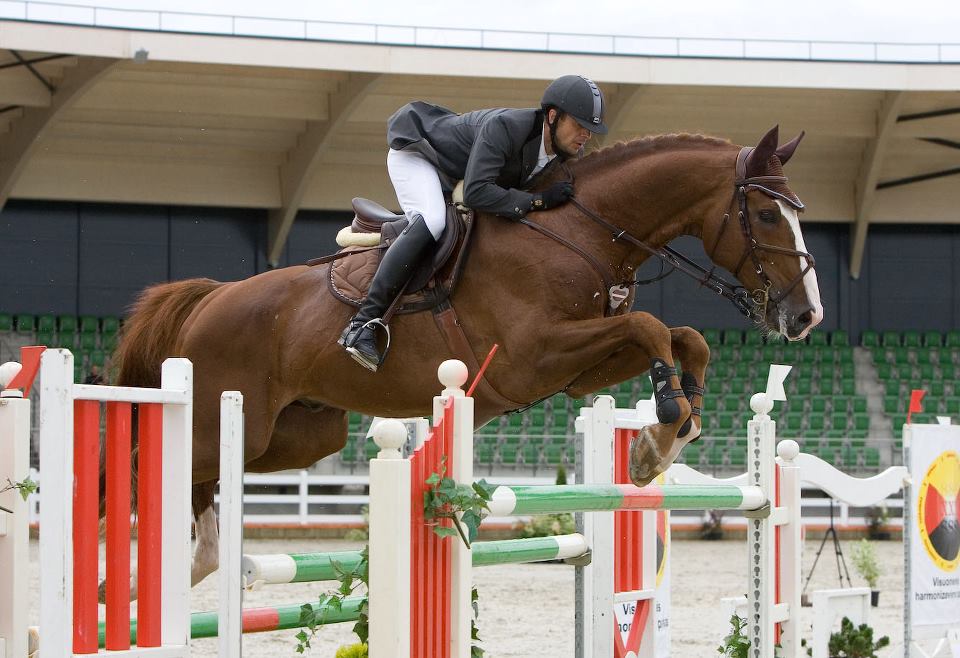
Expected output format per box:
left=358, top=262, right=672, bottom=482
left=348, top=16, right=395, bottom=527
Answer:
left=550, top=312, right=690, bottom=486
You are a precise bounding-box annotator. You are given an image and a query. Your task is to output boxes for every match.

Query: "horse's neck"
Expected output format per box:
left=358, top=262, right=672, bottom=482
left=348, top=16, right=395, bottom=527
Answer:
left=573, top=146, right=737, bottom=270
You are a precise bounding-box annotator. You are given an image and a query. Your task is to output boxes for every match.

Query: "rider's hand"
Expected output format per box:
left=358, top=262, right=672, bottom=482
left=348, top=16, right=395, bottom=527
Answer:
left=531, top=182, right=574, bottom=211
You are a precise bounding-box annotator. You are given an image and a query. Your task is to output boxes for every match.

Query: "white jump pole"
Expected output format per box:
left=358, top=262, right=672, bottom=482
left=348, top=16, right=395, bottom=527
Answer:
left=219, top=392, right=244, bottom=658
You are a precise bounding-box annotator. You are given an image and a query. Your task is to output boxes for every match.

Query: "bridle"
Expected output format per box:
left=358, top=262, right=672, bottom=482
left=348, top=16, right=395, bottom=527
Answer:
left=520, top=147, right=816, bottom=319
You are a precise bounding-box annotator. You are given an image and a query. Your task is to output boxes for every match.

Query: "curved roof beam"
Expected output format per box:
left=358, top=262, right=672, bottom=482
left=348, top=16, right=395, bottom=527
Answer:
left=267, top=72, right=382, bottom=267
left=0, top=56, right=116, bottom=210
left=849, top=91, right=903, bottom=279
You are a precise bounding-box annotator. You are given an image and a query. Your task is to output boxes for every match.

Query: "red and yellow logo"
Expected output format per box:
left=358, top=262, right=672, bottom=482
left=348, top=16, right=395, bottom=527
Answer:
left=917, top=450, right=960, bottom=572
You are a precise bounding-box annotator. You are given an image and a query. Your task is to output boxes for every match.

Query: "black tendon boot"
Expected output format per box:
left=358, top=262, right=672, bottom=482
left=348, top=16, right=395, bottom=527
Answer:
left=678, top=371, right=704, bottom=441
left=649, top=358, right=685, bottom=424
left=338, top=215, right=436, bottom=371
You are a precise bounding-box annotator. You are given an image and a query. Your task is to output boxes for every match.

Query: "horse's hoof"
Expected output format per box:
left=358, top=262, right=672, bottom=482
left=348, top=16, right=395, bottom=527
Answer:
left=678, top=416, right=701, bottom=443
left=628, top=426, right=662, bottom=487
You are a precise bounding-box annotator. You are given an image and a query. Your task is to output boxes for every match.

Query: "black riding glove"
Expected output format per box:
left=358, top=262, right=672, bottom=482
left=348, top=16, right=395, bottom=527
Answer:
left=531, top=182, right=574, bottom=211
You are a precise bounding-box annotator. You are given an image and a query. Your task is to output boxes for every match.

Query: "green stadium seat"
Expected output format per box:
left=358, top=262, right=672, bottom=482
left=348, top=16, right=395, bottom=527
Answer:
left=840, top=362, right=855, bottom=380
left=703, top=396, right=719, bottom=412
left=941, top=364, right=956, bottom=381
left=500, top=447, right=518, bottom=465
left=809, top=397, right=827, bottom=414
left=545, top=445, right=564, bottom=465
left=58, top=315, right=77, bottom=334
left=79, top=316, right=99, bottom=334
left=852, top=413, right=869, bottom=431
left=903, top=331, right=922, bottom=348
left=946, top=398, right=960, bottom=415
left=875, top=363, right=892, bottom=380
left=883, top=395, right=901, bottom=414
left=14, top=314, right=34, bottom=333
left=728, top=450, right=746, bottom=467
left=79, top=333, right=97, bottom=351
left=702, top=329, right=721, bottom=346
left=808, top=331, right=828, bottom=346
left=705, top=440, right=725, bottom=465
left=783, top=413, right=803, bottom=436
left=830, top=412, right=848, bottom=431
left=893, top=347, right=912, bottom=365
left=36, top=330, right=54, bottom=347
left=864, top=447, right=880, bottom=468
left=849, top=428, right=869, bottom=441
left=475, top=445, right=495, bottom=465
left=715, top=412, right=735, bottom=433
left=36, top=314, right=55, bottom=332
left=946, top=331, right=960, bottom=348
left=881, top=331, right=901, bottom=347
left=101, top=316, right=120, bottom=335
left=939, top=351, right=956, bottom=366
left=0, top=312, right=11, bottom=332
left=838, top=349, right=853, bottom=364
left=885, top=380, right=902, bottom=397
left=74, top=362, right=83, bottom=381
left=860, top=330, right=879, bottom=348
left=807, top=415, right=825, bottom=434
left=919, top=363, right=934, bottom=380
left=795, top=379, right=812, bottom=396
left=744, top=331, right=763, bottom=346
left=923, top=331, right=942, bottom=347
left=830, top=330, right=849, bottom=347
left=840, top=380, right=855, bottom=396
left=852, top=397, right=867, bottom=413
left=521, top=444, right=540, bottom=465
left=681, top=443, right=701, bottom=466
left=723, top=329, right=743, bottom=345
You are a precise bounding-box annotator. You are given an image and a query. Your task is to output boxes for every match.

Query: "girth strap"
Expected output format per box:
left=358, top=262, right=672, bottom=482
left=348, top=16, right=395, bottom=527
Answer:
left=432, top=305, right=526, bottom=411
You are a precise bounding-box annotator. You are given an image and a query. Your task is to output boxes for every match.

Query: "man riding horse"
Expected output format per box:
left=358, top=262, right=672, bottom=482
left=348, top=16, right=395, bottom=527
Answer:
left=339, top=75, right=608, bottom=372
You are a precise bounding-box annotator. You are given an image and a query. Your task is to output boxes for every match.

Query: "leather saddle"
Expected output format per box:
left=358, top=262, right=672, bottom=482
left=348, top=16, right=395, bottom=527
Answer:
left=310, top=196, right=474, bottom=315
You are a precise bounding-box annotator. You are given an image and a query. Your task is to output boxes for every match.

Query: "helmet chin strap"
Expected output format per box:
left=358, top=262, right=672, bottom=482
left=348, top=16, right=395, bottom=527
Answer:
left=547, top=109, right=572, bottom=161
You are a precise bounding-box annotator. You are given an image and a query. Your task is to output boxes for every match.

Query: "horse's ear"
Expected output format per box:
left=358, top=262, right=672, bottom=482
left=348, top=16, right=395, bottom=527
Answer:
left=744, top=125, right=779, bottom=177
left=775, top=130, right=805, bottom=166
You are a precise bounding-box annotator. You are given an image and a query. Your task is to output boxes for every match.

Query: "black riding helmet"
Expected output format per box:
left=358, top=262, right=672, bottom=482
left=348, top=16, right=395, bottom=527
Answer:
left=540, top=75, right=608, bottom=135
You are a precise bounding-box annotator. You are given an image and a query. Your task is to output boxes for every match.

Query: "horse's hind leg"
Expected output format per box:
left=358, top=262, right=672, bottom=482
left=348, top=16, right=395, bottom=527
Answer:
left=189, top=481, right=219, bottom=588
left=669, top=326, right=710, bottom=443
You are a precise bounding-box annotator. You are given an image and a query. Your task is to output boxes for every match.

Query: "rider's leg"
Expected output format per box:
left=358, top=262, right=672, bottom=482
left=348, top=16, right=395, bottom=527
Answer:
left=339, top=149, right=445, bottom=371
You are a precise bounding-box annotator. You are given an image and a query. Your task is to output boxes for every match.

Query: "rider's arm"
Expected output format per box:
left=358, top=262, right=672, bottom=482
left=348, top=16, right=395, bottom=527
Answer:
left=462, top=116, right=535, bottom=219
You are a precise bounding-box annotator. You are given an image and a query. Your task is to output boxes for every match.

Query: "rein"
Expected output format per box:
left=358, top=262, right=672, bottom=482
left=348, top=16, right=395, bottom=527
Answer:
left=521, top=149, right=815, bottom=319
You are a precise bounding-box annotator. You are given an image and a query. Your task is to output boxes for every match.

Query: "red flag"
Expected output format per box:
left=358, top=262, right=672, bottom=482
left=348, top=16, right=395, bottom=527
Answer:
left=5, top=346, right=46, bottom=397
left=907, top=389, right=925, bottom=425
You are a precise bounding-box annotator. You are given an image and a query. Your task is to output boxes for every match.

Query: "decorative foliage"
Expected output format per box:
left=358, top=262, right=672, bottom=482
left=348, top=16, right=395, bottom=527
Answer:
left=0, top=476, right=37, bottom=513
left=717, top=614, right=750, bottom=657
left=296, top=546, right=369, bottom=654
left=826, top=617, right=890, bottom=657
left=423, top=456, right=495, bottom=548
left=851, top=540, right=881, bottom=589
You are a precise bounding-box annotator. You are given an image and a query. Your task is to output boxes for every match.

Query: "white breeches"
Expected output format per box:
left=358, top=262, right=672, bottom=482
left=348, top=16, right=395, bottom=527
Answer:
left=387, top=148, right=447, bottom=240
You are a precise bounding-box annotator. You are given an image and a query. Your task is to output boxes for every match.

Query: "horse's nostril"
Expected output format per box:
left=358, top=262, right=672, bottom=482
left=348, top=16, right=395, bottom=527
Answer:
left=797, top=309, right=813, bottom=327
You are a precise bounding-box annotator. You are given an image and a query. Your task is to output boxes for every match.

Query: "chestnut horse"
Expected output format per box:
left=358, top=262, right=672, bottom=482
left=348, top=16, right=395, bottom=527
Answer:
left=111, top=125, right=822, bottom=592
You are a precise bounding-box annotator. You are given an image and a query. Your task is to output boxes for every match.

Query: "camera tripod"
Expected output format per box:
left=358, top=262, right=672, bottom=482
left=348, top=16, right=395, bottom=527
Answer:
left=801, top=498, right=853, bottom=603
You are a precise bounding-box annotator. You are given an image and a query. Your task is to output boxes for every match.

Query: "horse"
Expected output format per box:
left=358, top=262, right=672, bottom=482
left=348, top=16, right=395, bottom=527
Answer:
left=110, top=125, right=822, bottom=594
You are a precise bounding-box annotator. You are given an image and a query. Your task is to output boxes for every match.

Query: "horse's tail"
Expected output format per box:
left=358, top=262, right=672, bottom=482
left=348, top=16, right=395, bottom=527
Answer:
left=112, top=278, right=224, bottom=387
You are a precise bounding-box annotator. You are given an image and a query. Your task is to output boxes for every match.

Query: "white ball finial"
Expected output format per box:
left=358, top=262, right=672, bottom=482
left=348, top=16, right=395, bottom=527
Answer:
left=750, top=392, right=773, bottom=416
left=438, top=359, right=468, bottom=397
left=0, top=361, right=22, bottom=389
left=372, top=419, right=407, bottom=458
left=777, top=439, right=800, bottom=461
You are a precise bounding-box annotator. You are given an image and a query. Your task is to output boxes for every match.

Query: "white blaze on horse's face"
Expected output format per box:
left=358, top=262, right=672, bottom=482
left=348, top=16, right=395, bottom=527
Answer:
left=775, top=200, right=823, bottom=339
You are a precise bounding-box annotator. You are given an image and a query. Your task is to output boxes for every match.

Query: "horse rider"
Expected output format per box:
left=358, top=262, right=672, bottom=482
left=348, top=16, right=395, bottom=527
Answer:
left=339, top=74, right=609, bottom=371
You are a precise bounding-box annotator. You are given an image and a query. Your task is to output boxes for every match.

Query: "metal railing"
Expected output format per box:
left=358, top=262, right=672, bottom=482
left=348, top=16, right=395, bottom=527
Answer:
left=2, top=1, right=958, bottom=64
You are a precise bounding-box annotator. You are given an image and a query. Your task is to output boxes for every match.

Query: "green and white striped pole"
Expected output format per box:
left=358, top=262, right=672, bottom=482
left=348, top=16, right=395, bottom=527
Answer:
left=242, top=534, right=590, bottom=587
left=97, top=597, right=365, bottom=646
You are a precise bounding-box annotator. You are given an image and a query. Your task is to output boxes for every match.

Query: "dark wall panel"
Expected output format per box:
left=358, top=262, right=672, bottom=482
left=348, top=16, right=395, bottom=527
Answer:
left=0, top=201, right=79, bottom=314
left=78, top=205, right=170, bottom=316
left=170, top=207, right=260, bottom=281
left=286, top=211, right=352, bottom=267
left=865, top=226, right=956, bottom=332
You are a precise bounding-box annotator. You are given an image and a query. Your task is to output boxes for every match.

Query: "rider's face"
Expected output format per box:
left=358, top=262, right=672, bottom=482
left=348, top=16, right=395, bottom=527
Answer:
left=548, top=110, right=594, bottom=157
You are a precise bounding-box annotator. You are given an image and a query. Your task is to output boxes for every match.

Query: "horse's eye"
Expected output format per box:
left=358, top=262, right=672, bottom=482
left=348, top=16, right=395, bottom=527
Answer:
left=758, top=209, right=777, bottom=223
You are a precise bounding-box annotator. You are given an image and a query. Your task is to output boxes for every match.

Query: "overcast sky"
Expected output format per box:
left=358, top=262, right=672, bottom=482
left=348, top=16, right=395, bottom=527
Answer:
left=39, top=0, right=960, bottom=43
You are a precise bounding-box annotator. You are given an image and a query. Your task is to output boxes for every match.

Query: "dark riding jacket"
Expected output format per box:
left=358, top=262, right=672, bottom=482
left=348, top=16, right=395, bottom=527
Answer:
left=387, top=102, right=547, bottom=219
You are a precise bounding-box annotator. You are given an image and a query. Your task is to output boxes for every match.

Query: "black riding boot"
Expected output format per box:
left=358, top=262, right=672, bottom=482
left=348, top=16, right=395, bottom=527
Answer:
left=338, top=215, right=436, bottom=372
